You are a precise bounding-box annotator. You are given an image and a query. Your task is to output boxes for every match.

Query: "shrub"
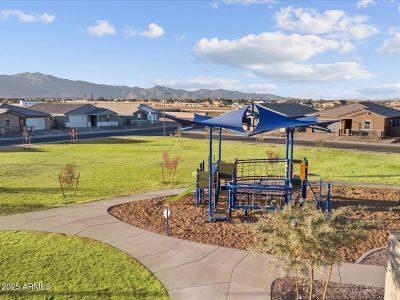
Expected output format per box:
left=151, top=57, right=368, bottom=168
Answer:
left=255, top=202, right=376, bottom=300
left=58, top=164, right=80, bottom=197
left=314, top=135, right=326, bottom=151
left=161, top=151, right=181, bottom=183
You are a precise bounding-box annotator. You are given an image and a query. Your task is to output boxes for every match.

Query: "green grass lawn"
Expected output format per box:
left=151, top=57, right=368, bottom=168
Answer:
left=0, top=136, right=399, bottom=215
left=0, top=231, right=169, bottom=300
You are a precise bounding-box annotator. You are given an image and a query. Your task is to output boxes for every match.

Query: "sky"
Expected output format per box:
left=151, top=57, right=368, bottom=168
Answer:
left=1, top=0, right=400, bottom=99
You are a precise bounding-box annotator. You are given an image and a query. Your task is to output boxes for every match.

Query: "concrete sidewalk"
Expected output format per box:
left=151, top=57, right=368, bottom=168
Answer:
left=0, top=189, right=386, bottom=300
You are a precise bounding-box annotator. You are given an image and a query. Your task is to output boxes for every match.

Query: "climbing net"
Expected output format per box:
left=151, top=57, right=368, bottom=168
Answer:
left=234, top=158, right=288, bottom=185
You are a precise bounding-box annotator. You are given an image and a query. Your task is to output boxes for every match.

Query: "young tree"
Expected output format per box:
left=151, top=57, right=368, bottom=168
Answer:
left=58, top=164, right=80, bottom=197
left=161, top=151, right=181, bottom=183
left=314, top=135, right=326, bottom=151
left=255, top=202, right=376, bottom=300
left=265, top=150, right=280, bottom=176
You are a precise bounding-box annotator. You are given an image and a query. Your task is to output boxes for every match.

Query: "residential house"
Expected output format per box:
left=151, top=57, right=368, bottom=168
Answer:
left=29, top=103, right=118, bottom=128
left=95, top=103, right=161, bottom=126
left=0, top=103, right=50, bottom=134
left=133, top=104, right=161, bottom=124
left=314, top=101, right=400, bottom=138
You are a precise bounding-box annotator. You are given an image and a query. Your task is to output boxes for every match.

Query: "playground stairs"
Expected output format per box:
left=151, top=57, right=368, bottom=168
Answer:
left=213, top=190, right=230, bottom=221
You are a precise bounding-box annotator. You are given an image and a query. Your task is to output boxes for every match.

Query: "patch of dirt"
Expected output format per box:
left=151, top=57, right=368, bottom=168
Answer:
left=109, top=187, right=400, bottom=263
left=360, top=248, right=388, bottom=267
left=271, top=277, right=384, bottom=300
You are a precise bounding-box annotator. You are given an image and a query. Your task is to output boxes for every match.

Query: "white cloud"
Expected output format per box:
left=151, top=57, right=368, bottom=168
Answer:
left=274, top=6, right=378, bottom=40
left=153, top=77, right=276, bottom=92
left=140, top=23, right=164, bottom=39
left=87, top=20, right=116, bottom=36
left=195, top=32, right=340, bottom=66
left=126, top=23, right=164, bottom=39
left=194, top=31, right=372, bottom=82
left=357, top=0, right=375, bottom=9
left=251, top=62, right=372, bottom=82
left=377, top=29, right=400, bottom=54
left=0, top=9, right=55, bottom=23
left=359, top=83, right=400, bottom=97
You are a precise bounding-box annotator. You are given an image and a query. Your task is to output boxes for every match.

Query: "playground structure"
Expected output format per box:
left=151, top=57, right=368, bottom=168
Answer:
left=167, top=104, right=333, bottom=222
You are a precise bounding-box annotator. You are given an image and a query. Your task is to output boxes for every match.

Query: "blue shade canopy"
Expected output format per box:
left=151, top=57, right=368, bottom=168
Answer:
left=249, top=105, right=319, bottom=136
left=193, top=113, right=211, bottom=122
left=297, top=115, right=319, bottom=122
left=198, top=106, right=249, bottom=133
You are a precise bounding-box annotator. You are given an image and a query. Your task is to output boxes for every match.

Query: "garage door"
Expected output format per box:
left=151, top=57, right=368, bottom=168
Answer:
left=26, top=118, right=46, bottom=130
left=68, top=115, right=88, bottom=128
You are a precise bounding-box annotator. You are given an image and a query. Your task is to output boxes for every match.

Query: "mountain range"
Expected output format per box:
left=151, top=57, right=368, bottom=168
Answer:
left=0, top=72, right=284, bottom=100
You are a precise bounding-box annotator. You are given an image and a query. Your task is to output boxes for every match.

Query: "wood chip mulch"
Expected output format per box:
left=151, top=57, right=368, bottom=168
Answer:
left=109, top=186, right=400, bottom=263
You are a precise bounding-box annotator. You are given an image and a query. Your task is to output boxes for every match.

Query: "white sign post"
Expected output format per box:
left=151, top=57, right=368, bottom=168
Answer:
left=163, top=208, right=170, bottom=236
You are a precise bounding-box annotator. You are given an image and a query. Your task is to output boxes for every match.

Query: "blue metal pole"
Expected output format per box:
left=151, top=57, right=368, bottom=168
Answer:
left=208, top=126, right=213, bottom=221
left=325, top=183, right=331, bottom=220
left=301, top=157, right=308, bottom=200
left=285, top=128, right=289, bottom=181
left=218, top=127, right=222, bottom=162
left=289, top=128, right=294, bottom=185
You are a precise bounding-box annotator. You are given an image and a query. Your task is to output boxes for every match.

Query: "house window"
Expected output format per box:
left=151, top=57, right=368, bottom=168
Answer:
left=362, top=120, right=372, bottom=130
left=66, top=116, right=69, bottom=123
left=391, top=117, right=400, bottom=127
left=5, top=118, right=11, bottom=127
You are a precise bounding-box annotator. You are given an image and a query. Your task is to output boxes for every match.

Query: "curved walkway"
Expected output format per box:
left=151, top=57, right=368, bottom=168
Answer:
left=0, top=189, right=386, bottom=300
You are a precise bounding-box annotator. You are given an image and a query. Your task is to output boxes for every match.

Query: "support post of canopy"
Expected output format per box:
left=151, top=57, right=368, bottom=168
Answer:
left=289, top=127, right=294, bottom=185
left=218, top=127, right=222, bottom=162
left=285, top=128, right=289, bottom=180
left=208, top=126, right=213, bottom=221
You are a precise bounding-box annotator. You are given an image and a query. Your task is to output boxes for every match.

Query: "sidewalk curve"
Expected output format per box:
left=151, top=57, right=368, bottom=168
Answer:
left=0, top=189, right=386, bottom=300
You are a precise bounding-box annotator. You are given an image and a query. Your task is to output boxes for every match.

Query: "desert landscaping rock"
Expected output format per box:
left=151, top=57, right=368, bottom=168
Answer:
left=271, top=277, right=384, bottom=300
left=360, top=248, right=389, bottom=267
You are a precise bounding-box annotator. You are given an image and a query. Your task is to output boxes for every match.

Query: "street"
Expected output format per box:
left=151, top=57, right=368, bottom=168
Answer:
left=1, top=126, right=399, bottom=153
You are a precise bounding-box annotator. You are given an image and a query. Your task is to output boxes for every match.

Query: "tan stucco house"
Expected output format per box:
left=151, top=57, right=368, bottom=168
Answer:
left=314, top=102, right=400, bottom=138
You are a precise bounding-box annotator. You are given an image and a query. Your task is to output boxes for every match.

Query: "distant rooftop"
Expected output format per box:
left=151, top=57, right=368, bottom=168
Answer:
left=94, top=102, right=140, bottom=116
left=259, top=102, right=318, bottom=117
left=0, top=103, right=49, bottom=117
left=29, top=103, right=87, bottom=115
left=316, top=102, right=400, bottom=118
left=29, top=103, right=117, bottom=116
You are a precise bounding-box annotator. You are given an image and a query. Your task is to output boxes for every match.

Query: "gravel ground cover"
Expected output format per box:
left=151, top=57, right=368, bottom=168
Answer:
left=360, top=248, right=389, bottom=267
left=271, top=277, right=384, bottom=300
